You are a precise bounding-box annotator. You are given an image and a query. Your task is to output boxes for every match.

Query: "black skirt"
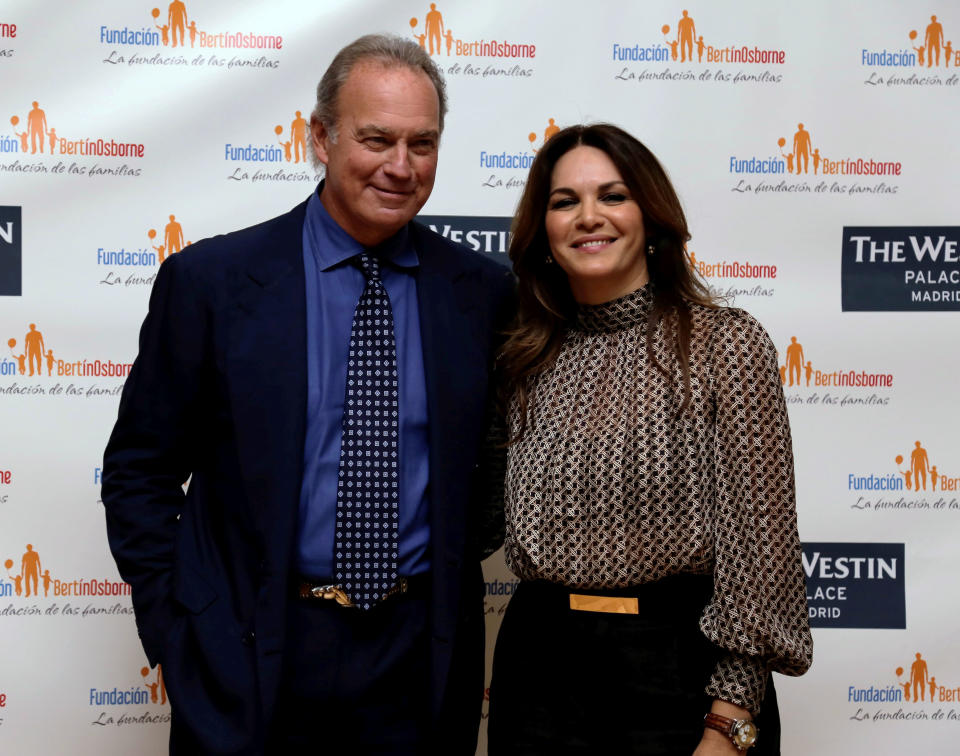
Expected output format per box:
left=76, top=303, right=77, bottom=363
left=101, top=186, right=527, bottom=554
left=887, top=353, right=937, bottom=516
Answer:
left=487, top=575, right=780, bottom=755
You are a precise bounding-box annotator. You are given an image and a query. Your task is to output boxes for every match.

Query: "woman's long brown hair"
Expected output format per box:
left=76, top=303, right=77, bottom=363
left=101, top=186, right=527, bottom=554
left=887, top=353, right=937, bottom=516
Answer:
left=499, top=123, right=715, bottom=439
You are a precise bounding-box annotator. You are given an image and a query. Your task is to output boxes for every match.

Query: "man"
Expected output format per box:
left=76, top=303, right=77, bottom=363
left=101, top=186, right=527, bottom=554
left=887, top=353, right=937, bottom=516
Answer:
left=103, top=34, right=514, bottom=755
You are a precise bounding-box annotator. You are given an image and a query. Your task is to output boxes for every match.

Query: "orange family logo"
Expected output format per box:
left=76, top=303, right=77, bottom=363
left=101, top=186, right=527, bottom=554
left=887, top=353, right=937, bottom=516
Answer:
left=863, top=15, right=957, bottom=69
left=478, top=118, right=559, bottom=182
left=5, top=101, right=144, bottom=161
left=98, top=2, right=282, bottom=52
left=406, top=3, right=535, bottom=70
left=893, top=442, right=959, bottom=492
left=729, top=122, right=903, bottom=181
left=89, top=665, right=168, bottom=714
left=2, top=323, right=132, bottom=380
left=613, top=10, right=785, bottom=80
left=777, top=337, right=893, bottom=393
left=98, top=214, right=191, bottom=270
left=849, top=653, right=960, bottom=709
left=224, top=111, right=311, bottom=164
left=1, top=543, right=131, bottom=600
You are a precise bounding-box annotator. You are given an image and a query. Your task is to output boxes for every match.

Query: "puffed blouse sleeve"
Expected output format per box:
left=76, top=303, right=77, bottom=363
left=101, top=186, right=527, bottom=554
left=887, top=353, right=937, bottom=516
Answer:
left=699, top=308, right=813, bottom=714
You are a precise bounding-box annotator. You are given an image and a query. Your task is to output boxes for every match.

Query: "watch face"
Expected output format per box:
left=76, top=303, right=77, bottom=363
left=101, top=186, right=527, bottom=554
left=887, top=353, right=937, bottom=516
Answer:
left=733, top=720, right=758, bottom=748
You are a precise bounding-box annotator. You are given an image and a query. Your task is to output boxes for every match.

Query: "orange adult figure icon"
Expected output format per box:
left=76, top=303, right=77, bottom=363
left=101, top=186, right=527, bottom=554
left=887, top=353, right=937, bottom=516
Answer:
left=445, top=29, right=454, bottom=55
left=931, top=465, right=938, bottom=491
left=425, top=3, right=445, bottom=56
left=27, top=101, right=48, bottom=154
left=784, top=336, right=805, bottom=387
left=677, top=10, right=696, bottom=62
left=925, top=15, right=944, bottom=68
left=910, top=441, right=930, bottom=491
left=24, top=323, right=46, bottom=377
left=911, top=653, right=929, bottom=701
left=804, top=361, right=813, bottom=386
left=543, top=118, right=560, bottom=143
left=21, top=544, right=42, bottom=598
left=46, top=350, right=54, bottom=376
left=291, top=110, right=308, bottom=164
left=792, top=123, right=812, bottom=175
left=164, top=215, right=185, bottom=257
left=168, top=1, right=188, bottom=48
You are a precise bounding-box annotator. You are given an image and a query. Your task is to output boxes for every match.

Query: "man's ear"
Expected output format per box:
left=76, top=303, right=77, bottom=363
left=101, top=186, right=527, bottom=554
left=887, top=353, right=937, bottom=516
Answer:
left=311, top=117, right=330, bottom=166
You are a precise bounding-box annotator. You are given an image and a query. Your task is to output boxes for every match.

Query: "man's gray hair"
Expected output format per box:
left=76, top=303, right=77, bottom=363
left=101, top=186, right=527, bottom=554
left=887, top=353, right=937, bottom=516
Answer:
left=310, top=33, right=448, bottom=166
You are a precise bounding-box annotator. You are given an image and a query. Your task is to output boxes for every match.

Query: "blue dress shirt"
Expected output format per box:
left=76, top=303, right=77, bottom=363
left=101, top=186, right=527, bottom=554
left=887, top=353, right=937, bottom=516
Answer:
left=298, top=188, right=430, bottom=578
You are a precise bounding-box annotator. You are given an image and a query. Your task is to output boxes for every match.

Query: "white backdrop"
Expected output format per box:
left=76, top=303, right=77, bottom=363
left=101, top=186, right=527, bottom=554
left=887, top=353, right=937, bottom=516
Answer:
left=1, top=1, right=959, bottom=753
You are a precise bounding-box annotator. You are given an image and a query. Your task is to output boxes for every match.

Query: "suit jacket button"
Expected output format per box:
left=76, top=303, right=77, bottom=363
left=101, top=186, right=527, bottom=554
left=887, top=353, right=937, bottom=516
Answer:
left=241, top=631, right=255, bottom=646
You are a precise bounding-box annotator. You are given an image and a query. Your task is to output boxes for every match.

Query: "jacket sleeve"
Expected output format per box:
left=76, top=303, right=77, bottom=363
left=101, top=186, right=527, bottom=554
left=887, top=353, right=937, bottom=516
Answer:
left=102, top=251, right=209, bottom=666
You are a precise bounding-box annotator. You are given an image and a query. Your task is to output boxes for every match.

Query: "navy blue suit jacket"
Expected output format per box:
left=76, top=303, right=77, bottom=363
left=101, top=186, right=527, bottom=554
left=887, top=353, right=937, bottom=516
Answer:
left=102, top=198, right=515, bottom=754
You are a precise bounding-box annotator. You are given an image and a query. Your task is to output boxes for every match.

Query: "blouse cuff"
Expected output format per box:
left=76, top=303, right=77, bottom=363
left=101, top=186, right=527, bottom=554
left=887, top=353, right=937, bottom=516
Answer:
left=705, top=651, right=768, bottom=715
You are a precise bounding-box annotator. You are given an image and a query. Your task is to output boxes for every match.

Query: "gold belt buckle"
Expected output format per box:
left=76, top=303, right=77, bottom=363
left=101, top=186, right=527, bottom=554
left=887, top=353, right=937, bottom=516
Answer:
left=383, top=576, right=408, bottom=601
left=310, top=584, right=356, bottom=608
left=569, top=593, right=639, bottom=614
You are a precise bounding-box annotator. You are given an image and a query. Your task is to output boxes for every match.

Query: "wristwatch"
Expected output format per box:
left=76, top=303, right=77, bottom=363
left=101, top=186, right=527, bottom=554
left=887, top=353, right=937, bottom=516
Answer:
left=703, top=712, right=758, bottom=752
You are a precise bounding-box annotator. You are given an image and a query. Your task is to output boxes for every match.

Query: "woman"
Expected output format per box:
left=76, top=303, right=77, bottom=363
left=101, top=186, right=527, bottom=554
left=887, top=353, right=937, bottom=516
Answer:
left=486, top=124, right=812, bottom=755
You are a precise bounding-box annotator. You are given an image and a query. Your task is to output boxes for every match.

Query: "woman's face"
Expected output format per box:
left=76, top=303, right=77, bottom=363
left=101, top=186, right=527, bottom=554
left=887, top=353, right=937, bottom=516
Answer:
left=544, top=145, right=649, bottom=305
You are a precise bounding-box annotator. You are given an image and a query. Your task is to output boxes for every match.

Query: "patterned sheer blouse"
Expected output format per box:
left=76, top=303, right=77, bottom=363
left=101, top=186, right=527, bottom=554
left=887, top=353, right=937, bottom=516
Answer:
left=502, top=283, right=813, bottom=713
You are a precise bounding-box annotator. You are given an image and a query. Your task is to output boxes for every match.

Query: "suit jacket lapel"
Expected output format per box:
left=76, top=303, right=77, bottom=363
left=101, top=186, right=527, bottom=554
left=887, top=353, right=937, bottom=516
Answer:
left=227, top=201, right=308, bottom=563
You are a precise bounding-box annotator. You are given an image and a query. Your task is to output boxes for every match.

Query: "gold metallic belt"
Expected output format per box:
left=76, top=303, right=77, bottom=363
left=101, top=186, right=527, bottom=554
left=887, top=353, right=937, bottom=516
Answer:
left=568, top=593, right=639, bottom=614
left=297, top=576, right=418, bottom=608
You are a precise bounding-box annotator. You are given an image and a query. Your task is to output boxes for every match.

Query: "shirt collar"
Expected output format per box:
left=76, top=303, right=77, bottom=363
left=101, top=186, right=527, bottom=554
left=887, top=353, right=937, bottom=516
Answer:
left=304, top=183, right=419, bottom=272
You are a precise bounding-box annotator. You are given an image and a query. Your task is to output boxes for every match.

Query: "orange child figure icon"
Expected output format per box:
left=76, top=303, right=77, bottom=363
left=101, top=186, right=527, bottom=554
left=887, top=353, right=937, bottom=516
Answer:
left=804, top=361, right=813, bottom=387
left=925, top=15, right=944, bottom=68
left=425, top=3, right=445, bottom=55
left=930, top=676, right=937, bottom=701
left=21, top=544, right=42, bottom=598
left=141, top=666, right=162, bottom=703
left=896, top=666, right=910, bottom=701
left=164, top=215, right=185, bottom=257
left=784, top=336, right=805, bottom=387
left=779, top=364, right=786, bottom=385
left=931, top=465, right=939, bottom=491
left=413, top=31, right=426, bottom=50
left=188, top=20, right=197, bottom=47
left=677, top=10, right=696, bottom=63
left=909, top=30, right=925, bottom=66
left=46, top=350, right=55, bottom=376
left=945, top=41, right=953, bottom=67
left=24, top=323, right=46, bottom=377
left=4, top=559, right=22, bottom=596
left=47, top=127, right=57, bottom=155
left=27, top=102, right=47, bottom=154
left=911, top=653, right=929, bottom=701
left=445, top=29, right=454, bottom=55
left=696, top=36, right=705, bottom=62
left=42, top=569, right=51, bottom=596
left=792, top=123, right=812, bottom=175
left=910, top=441, right=930, bottom=491
left=894, top=454, right=912, bottom=489
left=15, top=354, right=26, bottom=375
left=168, top=0, right=188, bottom=49
left=291, top=110, right=308, bottom=164
left=776, top=137, right=794, bottom=173
left=812, top=148, right=821, bottom=175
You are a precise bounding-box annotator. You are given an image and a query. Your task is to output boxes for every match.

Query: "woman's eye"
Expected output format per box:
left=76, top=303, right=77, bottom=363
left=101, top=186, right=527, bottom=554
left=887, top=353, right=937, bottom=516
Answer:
left=549, top=197, right=576, bottom=210
left=601, top=193, right=627, bottom=203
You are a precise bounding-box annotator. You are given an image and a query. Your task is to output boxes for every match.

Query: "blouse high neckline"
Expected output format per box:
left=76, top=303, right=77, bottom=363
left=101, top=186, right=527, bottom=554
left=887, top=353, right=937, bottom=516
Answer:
left=574, top=283, right=654, bottom=333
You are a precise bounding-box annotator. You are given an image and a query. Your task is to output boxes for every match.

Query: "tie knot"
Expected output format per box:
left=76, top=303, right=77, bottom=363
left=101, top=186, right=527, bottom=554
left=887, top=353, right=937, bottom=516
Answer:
left=356, top=252, right=381, bottom=282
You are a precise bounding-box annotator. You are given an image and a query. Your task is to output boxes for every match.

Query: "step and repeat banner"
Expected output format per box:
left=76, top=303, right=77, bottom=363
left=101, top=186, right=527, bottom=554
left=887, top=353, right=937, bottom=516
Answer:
left=1, top=1, right=958, bottom=753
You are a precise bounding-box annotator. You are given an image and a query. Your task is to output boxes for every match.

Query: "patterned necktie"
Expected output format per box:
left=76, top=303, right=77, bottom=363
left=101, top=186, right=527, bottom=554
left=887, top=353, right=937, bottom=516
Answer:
left=334, top=252, right=400, bottom=610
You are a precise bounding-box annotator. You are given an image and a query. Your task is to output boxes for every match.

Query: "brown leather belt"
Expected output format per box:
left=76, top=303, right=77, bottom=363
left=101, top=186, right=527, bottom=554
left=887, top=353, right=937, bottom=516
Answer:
left=297, top=574, right=429, bottom=608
